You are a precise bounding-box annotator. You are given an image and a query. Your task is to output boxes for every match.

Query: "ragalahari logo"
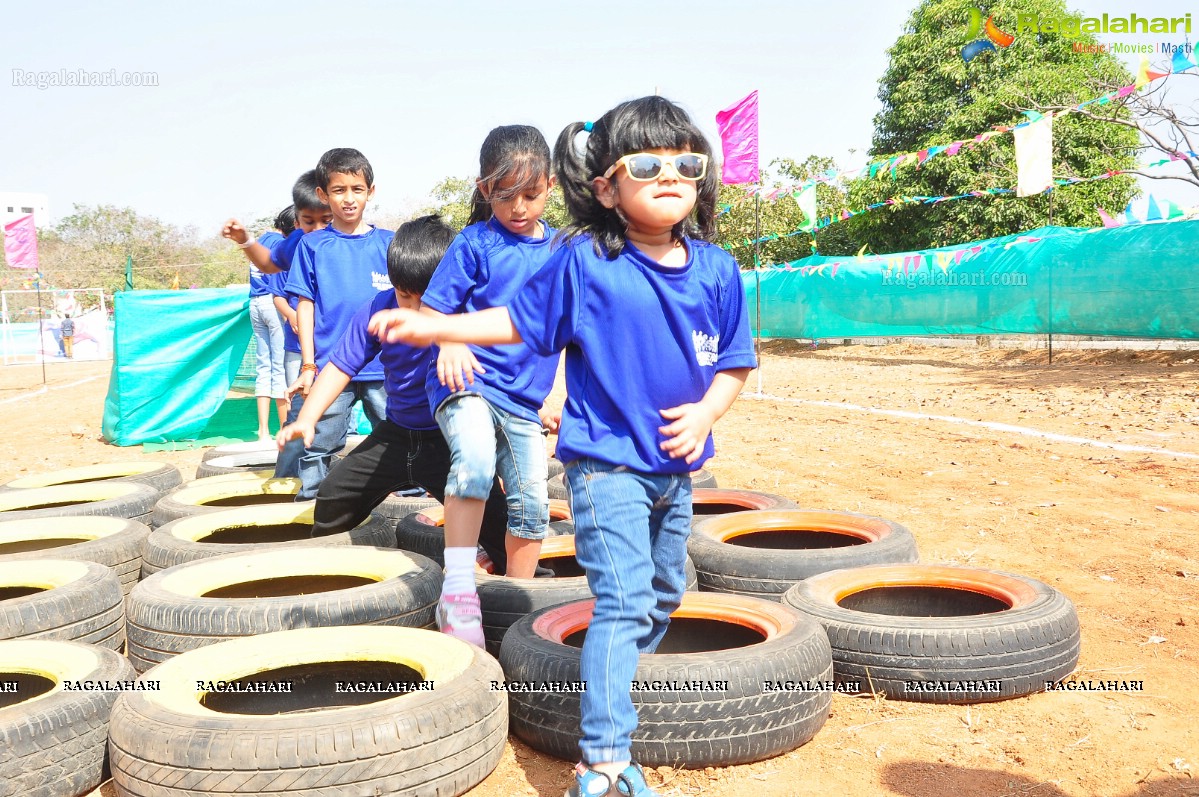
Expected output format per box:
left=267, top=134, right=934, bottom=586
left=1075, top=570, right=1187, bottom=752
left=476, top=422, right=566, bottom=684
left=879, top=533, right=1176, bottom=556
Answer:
left=962, top=8, right=1015, bottom=62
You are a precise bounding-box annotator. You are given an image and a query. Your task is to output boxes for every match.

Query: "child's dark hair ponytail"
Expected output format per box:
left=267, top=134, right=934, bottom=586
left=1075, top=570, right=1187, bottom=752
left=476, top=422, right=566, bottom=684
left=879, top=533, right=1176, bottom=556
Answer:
left=554, top=96, right=720, bottom=258
left=274, top=205, right=297, bottom=237
left=468, top=125, right=552, bottom=225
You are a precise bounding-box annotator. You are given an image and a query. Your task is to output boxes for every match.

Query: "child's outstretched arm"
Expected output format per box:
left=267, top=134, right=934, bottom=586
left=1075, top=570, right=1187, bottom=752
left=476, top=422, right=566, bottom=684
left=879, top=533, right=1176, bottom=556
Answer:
left=420, top=307, right=485, bottom=392
left=368, top=306, right=521, bottom=347
left=221, top=218, right=282, bottom=274
left=276, top=363, right=354, bottom=448
left=658, top=367, right=752, bottom=465
left=291, top=299, right=317, bottom=397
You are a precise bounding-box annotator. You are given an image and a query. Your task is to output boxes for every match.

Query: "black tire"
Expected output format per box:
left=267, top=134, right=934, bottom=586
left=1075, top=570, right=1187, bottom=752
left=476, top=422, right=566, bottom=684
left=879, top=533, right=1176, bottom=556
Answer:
left=140, top=505, right=394, bottom=577
left=689, top=509, right=919, bottom=600
left=109, top=626, right=507, bottom=797
left=548, top=467, right=717, bottom=501
left=126, top=546, right=443, bottom=673
left=498, top=592, right=833, bottom=767
left=691, top=488, right=798, bottom=525
left=782, top=564, right=1081, bottom=703
left=375, top=492, right=440, bottom=525
left=0, top=462, right=182, bottom=495
left=476, top=534, right=698, bottom=655
left=0, top=516, right=151, bottom=600
left=152, top=476, right=302, bottom=527
left=0, top=559, right=125, bottom=650
left=397, top=501, right=575, bottom=566
left=0, top=481, right=158, bottom=527
left=199, top=441, right=278, bottom=463
left=195, top=450, right=281, bottom=479
left=0, top=639, right=137, bottom=797
left=546, top=456, right=564, bottom=479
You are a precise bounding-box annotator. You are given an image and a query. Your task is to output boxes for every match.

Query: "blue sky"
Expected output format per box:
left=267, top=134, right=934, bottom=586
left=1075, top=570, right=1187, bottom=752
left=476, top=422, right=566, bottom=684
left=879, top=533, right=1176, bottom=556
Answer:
left=1, top=0, right=1194, bottom=236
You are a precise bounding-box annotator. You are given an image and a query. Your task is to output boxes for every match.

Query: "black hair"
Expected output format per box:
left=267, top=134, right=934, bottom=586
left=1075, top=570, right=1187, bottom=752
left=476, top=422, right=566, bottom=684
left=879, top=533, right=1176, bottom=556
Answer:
left=315, top=148, right=374, bottom=190
left=468, top=125, right=552, bottom=225
left=387, top=214, right=457, bottom=294
left=292, top=170, right=327, bottom=212
left=274, top=206, right=296, bottom=237
left=553, top=95, right=719, bottom=258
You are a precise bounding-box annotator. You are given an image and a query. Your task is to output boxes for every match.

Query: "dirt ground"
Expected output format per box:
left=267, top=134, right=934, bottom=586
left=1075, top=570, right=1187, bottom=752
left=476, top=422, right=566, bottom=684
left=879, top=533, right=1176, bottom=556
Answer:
left=4, top=341, right=1197, bottom=797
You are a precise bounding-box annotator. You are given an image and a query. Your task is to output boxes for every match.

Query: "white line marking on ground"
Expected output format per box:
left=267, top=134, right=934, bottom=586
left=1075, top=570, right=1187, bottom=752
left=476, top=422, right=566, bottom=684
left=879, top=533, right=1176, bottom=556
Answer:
left=743, top=392, right=1199, bottom=461
left=0, top=375, right=102, bottom=405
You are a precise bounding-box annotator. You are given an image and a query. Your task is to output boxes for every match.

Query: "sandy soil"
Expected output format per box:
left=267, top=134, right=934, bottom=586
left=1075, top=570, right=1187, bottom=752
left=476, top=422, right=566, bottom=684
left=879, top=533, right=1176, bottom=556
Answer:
left=5, top=341, right=1197, bottom=797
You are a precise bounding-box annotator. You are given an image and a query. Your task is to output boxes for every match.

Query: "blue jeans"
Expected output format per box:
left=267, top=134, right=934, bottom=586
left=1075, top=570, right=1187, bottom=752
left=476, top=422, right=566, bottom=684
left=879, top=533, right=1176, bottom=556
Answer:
left=566, top=457, right=692, bottom=764
left=296, top=380, right=387, bottom=500
left=275, top=350, right=305, bottom=479
left=250, top=295, right=285, bottom=398
left=435, top=393, right=548, bottom=539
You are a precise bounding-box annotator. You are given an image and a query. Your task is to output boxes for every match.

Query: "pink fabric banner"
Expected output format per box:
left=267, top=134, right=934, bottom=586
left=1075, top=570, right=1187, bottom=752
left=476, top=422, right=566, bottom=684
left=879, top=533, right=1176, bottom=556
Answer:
left=3, top=214, right=39, bottom=269
left=715, top=90, right=759, bottom=185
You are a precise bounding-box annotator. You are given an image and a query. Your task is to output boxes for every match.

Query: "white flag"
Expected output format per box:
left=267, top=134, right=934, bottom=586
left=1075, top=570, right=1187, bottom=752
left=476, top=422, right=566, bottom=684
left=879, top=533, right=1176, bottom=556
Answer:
left=1014, top=115, right=1053, bottom=197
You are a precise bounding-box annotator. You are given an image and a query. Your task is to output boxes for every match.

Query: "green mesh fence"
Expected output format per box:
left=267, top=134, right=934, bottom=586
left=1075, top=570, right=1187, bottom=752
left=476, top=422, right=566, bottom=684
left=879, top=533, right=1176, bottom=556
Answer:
left=743, top=221, right=1199, bottom=339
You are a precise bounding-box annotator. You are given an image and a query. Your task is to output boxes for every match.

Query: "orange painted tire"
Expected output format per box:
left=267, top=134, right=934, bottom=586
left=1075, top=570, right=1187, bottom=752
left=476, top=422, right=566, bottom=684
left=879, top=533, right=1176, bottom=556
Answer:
left=396, top=500, right=574, bottom=566
left=689, top=510, right=918, bottom=599
left=782, top=564, right=1080, bottom=703
left=498, top=592, right=832, bottom=766
left=475, top=534, right=697, bottom=655
left=690, top=488, right=797, bottom=524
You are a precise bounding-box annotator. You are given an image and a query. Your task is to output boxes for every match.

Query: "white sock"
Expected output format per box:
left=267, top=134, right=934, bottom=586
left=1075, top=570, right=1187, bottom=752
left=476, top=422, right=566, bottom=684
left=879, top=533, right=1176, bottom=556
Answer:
left=592, top=761, right=630, bottom=781
left=442, top=547, right=477, bottom=595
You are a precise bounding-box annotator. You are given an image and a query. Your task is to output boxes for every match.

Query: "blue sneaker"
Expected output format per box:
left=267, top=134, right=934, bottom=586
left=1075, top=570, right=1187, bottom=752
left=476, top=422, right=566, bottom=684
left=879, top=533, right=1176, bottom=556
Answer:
left=565, top=762, right=659, bottom=797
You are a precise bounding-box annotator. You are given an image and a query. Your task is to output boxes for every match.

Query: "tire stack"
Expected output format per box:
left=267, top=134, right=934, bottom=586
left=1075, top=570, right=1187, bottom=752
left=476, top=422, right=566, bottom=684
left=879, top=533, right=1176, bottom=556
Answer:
left=0, top=463, right=181, bottom=796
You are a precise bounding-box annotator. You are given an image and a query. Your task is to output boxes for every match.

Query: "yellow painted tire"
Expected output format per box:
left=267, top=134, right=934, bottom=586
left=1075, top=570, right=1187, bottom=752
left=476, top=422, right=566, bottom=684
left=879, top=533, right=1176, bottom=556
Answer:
left=0, top=462, right=182, bottom=495
left=0, top=482, right=158, bottom=526
left=151, top=476, right=301, bottom=527
left=126, top=546, right=442, bottom=673
left=109, top=626, right=506, bottom=796
left=194, top=450, right=280, bottom=479
left=0, top=517, right=151, bottom=600
left=140, top=504, right=394, bottom=578
left=0, top=560, right=125, bottom=650
left=0, top=639, right=137, bottom=797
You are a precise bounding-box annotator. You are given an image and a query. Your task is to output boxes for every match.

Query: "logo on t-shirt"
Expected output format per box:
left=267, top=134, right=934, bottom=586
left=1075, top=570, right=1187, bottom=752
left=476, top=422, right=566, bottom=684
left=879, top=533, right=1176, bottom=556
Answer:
left=692, top=330, right=719, bottom=366
left=371, top=271, right=390, bottom=291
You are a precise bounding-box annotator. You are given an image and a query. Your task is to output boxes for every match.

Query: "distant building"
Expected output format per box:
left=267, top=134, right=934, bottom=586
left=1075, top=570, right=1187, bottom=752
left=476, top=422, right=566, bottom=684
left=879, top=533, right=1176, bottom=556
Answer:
left=0, top=193, right=50, bottom=228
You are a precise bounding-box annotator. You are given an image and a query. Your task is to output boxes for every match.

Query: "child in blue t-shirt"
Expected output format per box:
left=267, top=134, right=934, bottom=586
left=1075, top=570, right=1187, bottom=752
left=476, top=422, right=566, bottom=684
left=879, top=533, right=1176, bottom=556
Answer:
left=369, top=96, right=756, bottom=797
left=275, top=215, right=512, bottom=567
left=283, top=149, right=391, bottom=499
left=418, top=125, right=560, bottom=646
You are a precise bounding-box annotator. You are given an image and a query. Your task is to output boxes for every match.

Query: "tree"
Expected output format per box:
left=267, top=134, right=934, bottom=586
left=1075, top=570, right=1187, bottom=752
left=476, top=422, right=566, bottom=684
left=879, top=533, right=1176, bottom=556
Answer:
left=846, top=0, right=1140, bottom=253
left=716, top=156, right=858, bottom=267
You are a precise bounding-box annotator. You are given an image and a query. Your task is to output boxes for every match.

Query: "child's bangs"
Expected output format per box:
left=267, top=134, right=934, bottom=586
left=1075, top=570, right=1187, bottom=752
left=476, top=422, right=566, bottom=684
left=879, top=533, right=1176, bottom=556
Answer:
left=480, top=157, right=551, bottom=201
left=607, top=99, right=711, bottom=160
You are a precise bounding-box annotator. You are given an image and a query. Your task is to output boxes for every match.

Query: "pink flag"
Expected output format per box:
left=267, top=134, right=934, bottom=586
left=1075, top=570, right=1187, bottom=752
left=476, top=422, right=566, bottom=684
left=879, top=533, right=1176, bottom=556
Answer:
left=3, top=214, right=39, bottom=270
left=1096, top=207, right=1120, bottom=228
left=715, top=90, right=759, bottom=185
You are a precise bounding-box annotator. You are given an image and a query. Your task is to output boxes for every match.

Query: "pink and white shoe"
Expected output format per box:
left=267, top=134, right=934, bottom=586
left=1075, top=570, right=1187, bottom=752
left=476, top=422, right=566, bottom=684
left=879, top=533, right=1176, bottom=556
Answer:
left=436, top=592, right=485, bottom=648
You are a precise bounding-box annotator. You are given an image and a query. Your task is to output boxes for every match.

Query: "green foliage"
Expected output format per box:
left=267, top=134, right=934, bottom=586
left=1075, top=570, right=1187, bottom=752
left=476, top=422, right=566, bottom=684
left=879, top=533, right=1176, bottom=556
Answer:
left=847, top=0, right=1140, bottom=252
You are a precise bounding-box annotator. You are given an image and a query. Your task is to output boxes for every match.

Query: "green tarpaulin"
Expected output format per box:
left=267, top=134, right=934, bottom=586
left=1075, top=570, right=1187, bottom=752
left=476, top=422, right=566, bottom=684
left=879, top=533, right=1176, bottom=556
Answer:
left=102, top=288, right=251, bottom=446
left=744, top=221, right=1199, bottom=340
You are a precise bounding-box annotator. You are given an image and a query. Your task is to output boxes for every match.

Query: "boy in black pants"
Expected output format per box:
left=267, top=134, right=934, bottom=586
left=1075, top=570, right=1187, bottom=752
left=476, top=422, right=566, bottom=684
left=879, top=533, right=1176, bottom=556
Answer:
left=276, top=215, right=512, bottom=576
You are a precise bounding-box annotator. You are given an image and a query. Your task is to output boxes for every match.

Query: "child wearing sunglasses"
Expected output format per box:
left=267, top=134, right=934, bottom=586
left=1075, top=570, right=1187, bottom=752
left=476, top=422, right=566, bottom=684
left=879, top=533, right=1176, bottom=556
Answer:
left=417, top=125, right=561, bottom=646
left=369, top=95, right=756, bottom=797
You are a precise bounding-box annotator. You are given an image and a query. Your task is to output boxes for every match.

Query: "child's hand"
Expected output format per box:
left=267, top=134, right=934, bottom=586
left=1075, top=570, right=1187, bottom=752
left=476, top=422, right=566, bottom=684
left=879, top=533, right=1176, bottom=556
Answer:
left=277, top=419, right=315, bottom=449
left=221, top=218, right=251, bottom=246
left=658, top=402, right=717, bottom=465
left=437, top=343, right=485, bottom=391
left=539, top=405, right=561, bottom=434
left=287, top=370, right=314, bottom=399
left=368, top=308, right=438, bottom=346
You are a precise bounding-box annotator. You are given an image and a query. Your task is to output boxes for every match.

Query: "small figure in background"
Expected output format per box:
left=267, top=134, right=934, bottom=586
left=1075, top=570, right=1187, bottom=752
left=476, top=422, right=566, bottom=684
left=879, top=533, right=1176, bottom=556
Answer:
left=61, top=314, right=75, bottom=359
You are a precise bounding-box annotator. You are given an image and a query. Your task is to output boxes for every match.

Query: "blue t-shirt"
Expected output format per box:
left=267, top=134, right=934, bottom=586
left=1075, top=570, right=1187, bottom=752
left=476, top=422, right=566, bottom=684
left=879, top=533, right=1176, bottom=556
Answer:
left=263, top=271, right=299, bottom=353
left=269, top=227, right=307, bottom=271
left=249, top=231, right=285, bottom=297
left=508, top=235, right=757, bottom=473
left=421, top=219, right=560, bottom=423
left=284, top=225, right=391, bottom=382
left=329, top=290, right=437, bottom=430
